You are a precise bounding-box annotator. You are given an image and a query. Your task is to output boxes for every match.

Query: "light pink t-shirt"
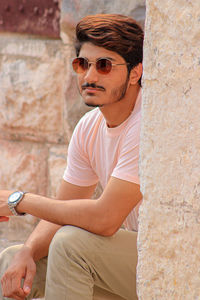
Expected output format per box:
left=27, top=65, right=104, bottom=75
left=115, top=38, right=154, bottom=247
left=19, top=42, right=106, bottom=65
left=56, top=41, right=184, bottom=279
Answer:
left=63, top=90, right=142, bottom=231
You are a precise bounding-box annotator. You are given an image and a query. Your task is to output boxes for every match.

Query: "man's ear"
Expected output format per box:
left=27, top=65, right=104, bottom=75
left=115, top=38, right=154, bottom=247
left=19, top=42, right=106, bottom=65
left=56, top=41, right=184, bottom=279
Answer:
left=129, top=63, right=143, bottom=85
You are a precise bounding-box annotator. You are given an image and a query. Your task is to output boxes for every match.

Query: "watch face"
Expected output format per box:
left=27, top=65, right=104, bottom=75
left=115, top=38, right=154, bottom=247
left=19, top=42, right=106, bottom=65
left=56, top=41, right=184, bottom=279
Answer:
left=9, top=192, right=21, bottom=203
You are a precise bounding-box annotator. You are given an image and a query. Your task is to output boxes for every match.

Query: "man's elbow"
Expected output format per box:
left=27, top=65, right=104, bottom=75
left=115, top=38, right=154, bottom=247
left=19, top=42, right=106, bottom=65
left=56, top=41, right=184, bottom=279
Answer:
left=93, top=202, right=123, bottom=236
left=100, top=228, right=118, bottom=237
left=97, top=219, right=121, bottom=237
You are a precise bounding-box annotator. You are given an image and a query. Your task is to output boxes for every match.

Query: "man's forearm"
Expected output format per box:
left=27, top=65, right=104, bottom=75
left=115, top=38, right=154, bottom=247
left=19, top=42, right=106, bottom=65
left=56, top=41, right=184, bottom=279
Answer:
left=17, top=193, right=105, bottom=235
left=1, top=178, right=141, bottom=241
left=24, top=220, right=61, bottom=261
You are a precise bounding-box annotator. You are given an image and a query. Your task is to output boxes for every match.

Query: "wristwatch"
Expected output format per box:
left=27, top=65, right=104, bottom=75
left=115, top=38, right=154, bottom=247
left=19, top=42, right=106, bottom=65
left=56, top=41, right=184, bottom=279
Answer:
left=8, top=191, right=27, bottom=216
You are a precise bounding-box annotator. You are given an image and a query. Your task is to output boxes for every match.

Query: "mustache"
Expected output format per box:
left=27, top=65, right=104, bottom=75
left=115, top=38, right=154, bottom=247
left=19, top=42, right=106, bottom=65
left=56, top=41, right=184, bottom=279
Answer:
left=81, top=82, right=105, bottom=91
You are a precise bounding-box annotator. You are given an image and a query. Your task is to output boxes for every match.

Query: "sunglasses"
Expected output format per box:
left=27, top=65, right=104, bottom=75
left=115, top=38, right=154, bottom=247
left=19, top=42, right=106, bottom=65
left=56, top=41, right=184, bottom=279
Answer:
left=72, top=57, right=129, bottom=75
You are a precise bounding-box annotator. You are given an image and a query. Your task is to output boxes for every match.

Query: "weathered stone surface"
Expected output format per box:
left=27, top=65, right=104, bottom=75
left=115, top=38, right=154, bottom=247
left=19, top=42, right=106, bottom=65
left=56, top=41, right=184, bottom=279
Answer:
left=0, top=215, right=39, bottom=252
left=0, top=0, right=60, bottom=38
left=137, top=1, right=200, bottom=299
left=47, top=144, right=68, bottom=197
left=60, top=0, right=146, bottom=43
left=0, top=139, right=48, bottom=251
left=0, top=37, right=68, bottom=144
left=0, top=139, right=48, bottom=193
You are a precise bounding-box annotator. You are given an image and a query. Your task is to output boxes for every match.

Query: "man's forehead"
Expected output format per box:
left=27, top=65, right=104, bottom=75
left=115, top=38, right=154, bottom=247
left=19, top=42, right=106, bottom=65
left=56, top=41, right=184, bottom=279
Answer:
left=79, top=42, right=121, bottom=62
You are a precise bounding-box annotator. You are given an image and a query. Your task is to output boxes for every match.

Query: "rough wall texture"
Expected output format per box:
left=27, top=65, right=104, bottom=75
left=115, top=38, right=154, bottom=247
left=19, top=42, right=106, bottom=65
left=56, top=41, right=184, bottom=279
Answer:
left=137, top=1, right=200, bottom=299
left=60, top=0, right=145, bottom=42
left=0, top=37, right=71, bottom=251
left=0, top=0, right=60, bottom=38
left=0, top=0, right=145, bottom=256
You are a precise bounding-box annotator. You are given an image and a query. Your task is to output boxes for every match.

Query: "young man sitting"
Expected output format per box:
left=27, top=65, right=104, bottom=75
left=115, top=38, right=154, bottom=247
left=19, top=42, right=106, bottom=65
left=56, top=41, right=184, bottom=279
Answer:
left=0, top=13, right=143, bottom=300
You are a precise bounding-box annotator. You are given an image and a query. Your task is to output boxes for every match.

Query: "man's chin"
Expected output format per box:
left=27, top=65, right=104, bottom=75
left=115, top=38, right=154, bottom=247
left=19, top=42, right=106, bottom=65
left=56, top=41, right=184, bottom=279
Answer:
left=85, top=102, right=103, bottom=108
left=82, top=96, right=102, bottom=108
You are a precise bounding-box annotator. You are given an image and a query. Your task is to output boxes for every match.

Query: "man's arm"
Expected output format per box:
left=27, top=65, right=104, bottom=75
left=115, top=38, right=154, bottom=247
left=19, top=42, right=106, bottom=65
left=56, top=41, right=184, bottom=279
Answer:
left=21, top=177, right=141, bottom=236
left=1, top=177, right=142, bottom=237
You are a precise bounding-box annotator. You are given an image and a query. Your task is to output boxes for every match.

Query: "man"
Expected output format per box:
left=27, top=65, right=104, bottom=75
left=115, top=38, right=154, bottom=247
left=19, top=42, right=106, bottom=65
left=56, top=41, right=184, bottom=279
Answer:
left=0, top=14, right=143, bottom=300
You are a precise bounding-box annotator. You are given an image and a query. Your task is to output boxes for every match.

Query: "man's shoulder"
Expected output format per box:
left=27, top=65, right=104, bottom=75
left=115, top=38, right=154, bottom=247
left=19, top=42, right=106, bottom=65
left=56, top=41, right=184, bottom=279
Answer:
left=126, top=110, right=141, bottom=133
left=75, top=108, right=102, bottom=133
left=83, top=107, right=101, bottom=120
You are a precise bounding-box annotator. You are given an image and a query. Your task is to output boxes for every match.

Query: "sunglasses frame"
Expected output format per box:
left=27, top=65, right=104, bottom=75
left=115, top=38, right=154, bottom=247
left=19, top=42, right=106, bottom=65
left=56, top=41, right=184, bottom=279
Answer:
left=72, top=57, right=129, bottom=75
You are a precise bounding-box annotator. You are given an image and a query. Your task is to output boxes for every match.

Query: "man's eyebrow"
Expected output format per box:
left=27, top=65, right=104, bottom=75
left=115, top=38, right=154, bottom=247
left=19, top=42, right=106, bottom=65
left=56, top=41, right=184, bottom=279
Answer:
left=100, top=57, right=116, bottom=61
left=79, top=56, right=117, bottom=62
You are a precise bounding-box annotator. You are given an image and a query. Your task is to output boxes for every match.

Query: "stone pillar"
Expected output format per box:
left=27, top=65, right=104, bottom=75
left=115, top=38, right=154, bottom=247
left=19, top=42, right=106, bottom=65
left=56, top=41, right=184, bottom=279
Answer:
left=138, top=1, right=200, bottom=299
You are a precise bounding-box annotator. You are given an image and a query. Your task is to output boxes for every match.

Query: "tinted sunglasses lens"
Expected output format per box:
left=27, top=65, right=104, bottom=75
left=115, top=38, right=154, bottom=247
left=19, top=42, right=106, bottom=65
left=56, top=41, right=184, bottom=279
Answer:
left=97, top=59, right=112, bottom=74
left=72, top=58, right=88, bottom=73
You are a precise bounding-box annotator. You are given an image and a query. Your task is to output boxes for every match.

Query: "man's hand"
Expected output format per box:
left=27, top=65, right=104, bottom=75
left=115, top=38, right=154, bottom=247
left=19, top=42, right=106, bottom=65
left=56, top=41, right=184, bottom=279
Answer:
left=0, top=216, right=9, bottom=222
left=1, top=246, right=36, bottom=300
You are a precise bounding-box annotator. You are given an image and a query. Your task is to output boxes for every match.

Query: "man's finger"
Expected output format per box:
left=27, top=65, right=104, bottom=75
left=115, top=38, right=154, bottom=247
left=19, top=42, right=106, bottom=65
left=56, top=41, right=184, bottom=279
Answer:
left=22, top=264, right=36, bottom=295
left=1, top=274, right=25, bottom=300
left=8, top=292, right=25, bottom=300
left=0, top=216, right=9, bottom=222
left=10, top=275, right=26, bottom=299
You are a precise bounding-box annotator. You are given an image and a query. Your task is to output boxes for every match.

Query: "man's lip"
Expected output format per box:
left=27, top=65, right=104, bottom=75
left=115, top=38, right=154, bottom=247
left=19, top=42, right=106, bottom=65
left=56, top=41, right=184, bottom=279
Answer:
left=82, top=87, right=104, bottom=92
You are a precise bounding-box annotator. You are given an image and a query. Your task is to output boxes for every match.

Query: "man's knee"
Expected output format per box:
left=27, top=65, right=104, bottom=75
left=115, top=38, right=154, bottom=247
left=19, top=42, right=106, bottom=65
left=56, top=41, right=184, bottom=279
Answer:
left=49, top=225, right=93, bottom=261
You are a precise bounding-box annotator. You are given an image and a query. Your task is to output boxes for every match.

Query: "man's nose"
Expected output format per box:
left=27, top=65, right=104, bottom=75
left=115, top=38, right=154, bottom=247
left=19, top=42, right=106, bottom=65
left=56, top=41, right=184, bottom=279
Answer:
left=83, top=64, right=98, bottom=83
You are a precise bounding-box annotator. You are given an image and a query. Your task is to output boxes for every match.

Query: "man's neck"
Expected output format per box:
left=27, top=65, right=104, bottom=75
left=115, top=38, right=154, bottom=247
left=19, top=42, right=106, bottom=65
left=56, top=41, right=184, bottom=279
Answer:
left=100, top=84, right=141, bottom=128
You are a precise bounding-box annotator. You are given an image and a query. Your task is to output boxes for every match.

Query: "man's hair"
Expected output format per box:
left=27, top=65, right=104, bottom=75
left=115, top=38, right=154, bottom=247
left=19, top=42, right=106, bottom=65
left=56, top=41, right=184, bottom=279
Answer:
left=75, top=14, right=144, bottom=86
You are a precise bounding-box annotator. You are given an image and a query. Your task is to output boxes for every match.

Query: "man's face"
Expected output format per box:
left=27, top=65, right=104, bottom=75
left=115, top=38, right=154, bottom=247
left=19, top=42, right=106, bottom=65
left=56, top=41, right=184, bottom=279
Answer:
left=76, top=42, right=130, bottom=108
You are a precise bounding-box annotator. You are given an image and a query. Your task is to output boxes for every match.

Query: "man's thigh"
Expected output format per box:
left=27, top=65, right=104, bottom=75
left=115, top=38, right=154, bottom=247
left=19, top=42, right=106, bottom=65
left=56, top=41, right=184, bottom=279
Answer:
left=90, top=228, right=138, bottom=299
left=48, top=226, right=137, bottom=300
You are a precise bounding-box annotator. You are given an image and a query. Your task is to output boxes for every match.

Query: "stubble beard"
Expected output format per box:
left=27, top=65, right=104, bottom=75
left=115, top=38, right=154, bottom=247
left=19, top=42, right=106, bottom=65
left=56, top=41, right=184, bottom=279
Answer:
left=78, top=75, right=129, bottom=108
left=110, top=75, right=129, bottom=104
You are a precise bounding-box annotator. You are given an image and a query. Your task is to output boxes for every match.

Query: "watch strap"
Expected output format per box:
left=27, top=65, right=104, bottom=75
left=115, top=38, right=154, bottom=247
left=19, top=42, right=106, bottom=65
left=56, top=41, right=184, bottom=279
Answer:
left=8, top=191, right=27, bottom=216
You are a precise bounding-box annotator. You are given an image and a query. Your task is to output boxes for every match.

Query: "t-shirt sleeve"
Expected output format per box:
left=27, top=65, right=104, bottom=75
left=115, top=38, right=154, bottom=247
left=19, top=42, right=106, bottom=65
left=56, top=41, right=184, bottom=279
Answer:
left=111, top=117, right=140, bottom=185
left=63, top=121, right=99, bottom=186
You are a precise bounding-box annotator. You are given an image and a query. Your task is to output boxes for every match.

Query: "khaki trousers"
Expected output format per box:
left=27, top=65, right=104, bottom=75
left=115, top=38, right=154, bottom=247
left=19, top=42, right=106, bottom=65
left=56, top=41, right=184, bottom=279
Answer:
left=0, top=226, right=138, bottom=300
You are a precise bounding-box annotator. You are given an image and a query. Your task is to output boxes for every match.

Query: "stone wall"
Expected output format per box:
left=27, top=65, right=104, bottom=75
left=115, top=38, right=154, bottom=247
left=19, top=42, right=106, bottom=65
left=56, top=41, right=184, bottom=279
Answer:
left=0, top=37, right=74, bottom=251
left=137, top=1, right=200, bottom=299
left=0, top=0, right=145, bottom=254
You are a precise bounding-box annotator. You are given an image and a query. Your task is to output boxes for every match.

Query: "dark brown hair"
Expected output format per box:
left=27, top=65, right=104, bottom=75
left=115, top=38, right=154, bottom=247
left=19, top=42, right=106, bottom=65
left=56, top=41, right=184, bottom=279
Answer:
left=75, top=14, right=144, bottom=85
